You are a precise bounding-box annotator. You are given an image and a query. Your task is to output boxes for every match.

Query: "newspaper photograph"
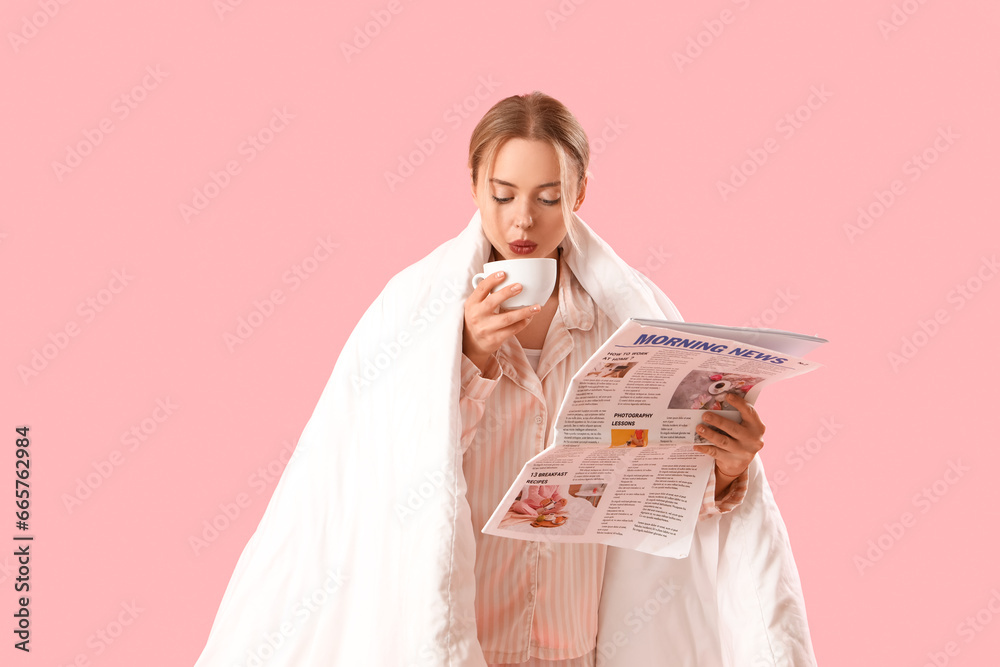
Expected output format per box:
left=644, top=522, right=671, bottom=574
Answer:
left=481, top=318, right=827, bottom=558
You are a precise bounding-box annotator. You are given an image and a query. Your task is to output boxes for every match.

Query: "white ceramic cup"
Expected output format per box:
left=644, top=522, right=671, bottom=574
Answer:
left=471, top=258, right=557, bottom=308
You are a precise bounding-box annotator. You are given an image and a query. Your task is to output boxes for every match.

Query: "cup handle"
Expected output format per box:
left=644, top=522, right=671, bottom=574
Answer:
left=471, top=272, right=487, bottom=288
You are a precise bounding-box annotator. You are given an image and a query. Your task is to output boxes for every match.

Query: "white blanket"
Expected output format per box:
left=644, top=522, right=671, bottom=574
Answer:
left=194, top=209, right=816, bottom=666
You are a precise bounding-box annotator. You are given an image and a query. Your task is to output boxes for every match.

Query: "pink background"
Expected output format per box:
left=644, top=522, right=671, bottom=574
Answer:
left=4, top=1, right=999, bottom=665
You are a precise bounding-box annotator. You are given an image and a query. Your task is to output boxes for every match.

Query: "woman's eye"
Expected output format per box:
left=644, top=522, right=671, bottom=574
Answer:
left=490, top=195, right=560, bottom=205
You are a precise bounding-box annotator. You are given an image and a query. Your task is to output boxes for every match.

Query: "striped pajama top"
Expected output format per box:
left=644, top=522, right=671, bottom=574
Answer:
left=459, top=254, right=748, bottom=665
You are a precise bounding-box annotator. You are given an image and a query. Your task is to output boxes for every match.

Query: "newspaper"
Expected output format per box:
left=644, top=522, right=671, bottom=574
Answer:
left=481, top=318, right=826, bottom=558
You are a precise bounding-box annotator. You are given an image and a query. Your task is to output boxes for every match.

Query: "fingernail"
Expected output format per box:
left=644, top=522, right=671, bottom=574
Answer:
left=512, top=283, right=522, bottom=292
left=531, top=305, right=541, bottom=312
left=497, top=271, right=505, bottom=278
left=696, top=425, right=705, bottom=433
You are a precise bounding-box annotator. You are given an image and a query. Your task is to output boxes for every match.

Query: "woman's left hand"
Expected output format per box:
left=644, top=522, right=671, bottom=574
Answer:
left=693, top=392, right=765, bottom=478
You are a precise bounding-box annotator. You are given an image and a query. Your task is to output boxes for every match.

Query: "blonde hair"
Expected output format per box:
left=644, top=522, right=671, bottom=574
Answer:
left=468, top=91, right=590, bottom=251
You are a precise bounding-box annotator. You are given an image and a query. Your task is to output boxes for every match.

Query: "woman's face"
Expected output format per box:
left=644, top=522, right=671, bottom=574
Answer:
left=471, top=138, right=586, bottom=261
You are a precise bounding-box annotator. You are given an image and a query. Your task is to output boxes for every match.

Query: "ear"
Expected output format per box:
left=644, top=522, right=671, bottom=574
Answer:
left=573, top=175, right=588, bottom=211
left=470, top=177, right=478, bottom=205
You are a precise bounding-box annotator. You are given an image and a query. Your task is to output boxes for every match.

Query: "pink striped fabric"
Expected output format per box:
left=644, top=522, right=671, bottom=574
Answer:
left=459, top=254, right=747, bottom=665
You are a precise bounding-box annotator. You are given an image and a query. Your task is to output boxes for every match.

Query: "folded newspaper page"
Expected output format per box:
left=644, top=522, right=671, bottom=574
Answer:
left=481, top=318, right=827, bottom=558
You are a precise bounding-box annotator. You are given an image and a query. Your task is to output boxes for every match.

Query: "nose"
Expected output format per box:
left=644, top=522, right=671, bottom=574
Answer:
left=513, top=197, right=536, bottom=229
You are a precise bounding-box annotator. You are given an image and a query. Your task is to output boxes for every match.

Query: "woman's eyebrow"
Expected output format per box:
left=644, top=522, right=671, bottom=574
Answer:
left=490, top=177, right=561, bottom=189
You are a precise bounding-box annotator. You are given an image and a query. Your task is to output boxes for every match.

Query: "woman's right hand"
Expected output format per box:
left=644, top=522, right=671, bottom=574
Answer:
left=463, top=270, right=540, bottom=373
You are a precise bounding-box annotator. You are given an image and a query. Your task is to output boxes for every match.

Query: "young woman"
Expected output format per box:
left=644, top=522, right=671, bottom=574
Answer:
left=456, top=94, right=763, bottom=667
left=194, top=92, right=814, bottom=667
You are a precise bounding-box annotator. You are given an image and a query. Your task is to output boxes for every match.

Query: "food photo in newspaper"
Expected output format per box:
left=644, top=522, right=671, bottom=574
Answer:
left=481, top=318, right=827, bottom=558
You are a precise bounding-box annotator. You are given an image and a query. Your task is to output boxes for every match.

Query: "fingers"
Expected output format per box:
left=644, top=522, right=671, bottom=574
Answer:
left=694, top=423, right=737, bottom=454
left=693, top=443, right=722, bottom=461
left=472, top=271, right=540, bottom=313
left=494, top=304, right=540, bottom=329
left=463, top=298, right=538, bottom=361
left=694, top=397, right=764, bottom=475
left=484, top=283, right=536, bottom=314
left=472, top=270, right=509, bottom=298
left=697, top=413, right=763, bottom=454
left=467, top=303, right=538, bottom=339
left=473, top=271, right=524, bottom=306
left=692, top=443, right=749, bottom=477
left=464, top=269, right=544, bottom=362
left=698, top=411, right=749, bottom=446
left=466, top=277, right=538, bottom=340
left=722, top=392, right=766, bottom=436
left=693, top=433, right=750, bottom=472
left=488, top=310, right=538, bottom=343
